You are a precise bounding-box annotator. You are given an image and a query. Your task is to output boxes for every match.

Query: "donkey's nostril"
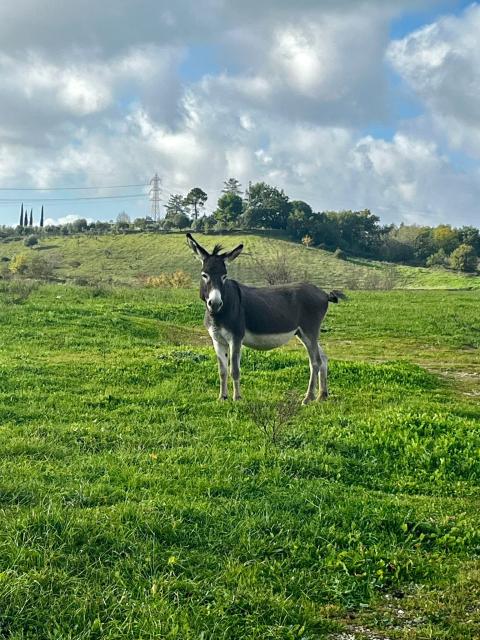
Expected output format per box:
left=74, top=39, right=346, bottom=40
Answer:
left=208, top=299, right=223, bottom=313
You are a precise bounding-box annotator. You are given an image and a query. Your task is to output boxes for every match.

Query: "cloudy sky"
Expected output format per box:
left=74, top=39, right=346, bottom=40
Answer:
left=0, top=0, right=479, bottom=227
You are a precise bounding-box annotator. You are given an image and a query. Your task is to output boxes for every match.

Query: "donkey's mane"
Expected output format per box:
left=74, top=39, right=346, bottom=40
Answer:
left=211, top=243, right=224, bottom=256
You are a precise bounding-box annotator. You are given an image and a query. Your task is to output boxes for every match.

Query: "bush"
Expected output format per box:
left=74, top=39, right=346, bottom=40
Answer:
left=252, top=249, right=295, bottom=285
left=449, top=244, right=478, bottom=273
left=9, top=254, right=29, bottom=274
left=24, top=235, right=39, bottom=247
left=0, top=280, right=38, bottom=304
left=28, top=254, right=55, bottom=279
left=334, top=248, right=346, bottom=260
left=145, top=270, right=192, bottom=288
left=426, top=249, right=449, bottom=268
left=301, top=234, right=313, bottom=248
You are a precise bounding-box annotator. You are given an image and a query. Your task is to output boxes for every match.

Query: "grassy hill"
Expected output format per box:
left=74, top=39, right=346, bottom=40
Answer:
left=2, top=231, right=479, bottom=289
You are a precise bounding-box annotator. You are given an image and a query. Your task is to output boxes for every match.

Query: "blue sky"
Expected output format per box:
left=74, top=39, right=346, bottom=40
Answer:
left=0, top=0, right=479, bottom=227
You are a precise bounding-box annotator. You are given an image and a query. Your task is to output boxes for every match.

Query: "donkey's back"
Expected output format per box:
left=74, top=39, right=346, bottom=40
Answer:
left=239, top=281, right=336, bottom=335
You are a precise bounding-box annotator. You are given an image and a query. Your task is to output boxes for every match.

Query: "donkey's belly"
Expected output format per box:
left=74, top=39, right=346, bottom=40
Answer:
left=243, top=329, right=296, bottom=351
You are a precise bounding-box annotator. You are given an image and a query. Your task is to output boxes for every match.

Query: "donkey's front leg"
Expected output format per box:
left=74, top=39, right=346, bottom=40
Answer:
left=230, top=339, right=242, bottom=401
left=212, top=337, right=229, bottom=400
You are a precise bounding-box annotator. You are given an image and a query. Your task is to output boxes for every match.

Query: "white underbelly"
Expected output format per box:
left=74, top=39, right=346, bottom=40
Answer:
left=243, top=329, right=296, bottom=350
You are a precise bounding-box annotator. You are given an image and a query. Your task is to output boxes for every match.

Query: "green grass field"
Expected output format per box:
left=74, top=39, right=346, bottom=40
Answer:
left=3, top=231, right=480, bottom=289
left=0, top=281, right=479, bottom=639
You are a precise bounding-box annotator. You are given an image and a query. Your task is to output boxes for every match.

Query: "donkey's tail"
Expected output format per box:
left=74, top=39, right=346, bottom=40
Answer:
left=328, top=290, right=347, bottom=303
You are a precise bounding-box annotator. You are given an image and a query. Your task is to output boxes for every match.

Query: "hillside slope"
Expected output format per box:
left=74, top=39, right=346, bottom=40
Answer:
left=2, top=232, right=479, bottom=289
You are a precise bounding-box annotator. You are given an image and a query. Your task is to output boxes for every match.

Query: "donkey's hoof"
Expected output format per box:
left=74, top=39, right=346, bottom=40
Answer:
left=318, top=392, right=329, bottom=401
left=302, top=395, right=315, bottom=406
left=218, top=395, right=228, bottom=401
left=233, top=395, right=242, bottom=402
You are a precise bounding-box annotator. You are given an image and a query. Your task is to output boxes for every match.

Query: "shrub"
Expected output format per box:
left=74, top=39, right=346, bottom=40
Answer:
left=334, top=247, right=346, bottom=260
left=28, top=254, right=55, bottom=279
left=9, top=254, right=29, bottom=274
left=252, top=249, right=295, bottom=285
left=426, top=249, right=449, bottom=268
left=302, top=234, right=313, bottom=248
left=145, top=270, right=192, bottom=288
left=24, top=235, right=39, bottom=247
left=0, top=280, right=38, bottom=304
left=449, top=244, right=478, bottom=273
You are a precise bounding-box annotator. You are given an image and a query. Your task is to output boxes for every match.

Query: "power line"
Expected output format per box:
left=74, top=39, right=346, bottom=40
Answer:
left=0, top=193, right=146, bottom=203
left=0, top=183, right=148, bottom=191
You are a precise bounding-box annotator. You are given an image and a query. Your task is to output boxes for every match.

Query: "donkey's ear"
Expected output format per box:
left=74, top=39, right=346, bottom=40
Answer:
left=186, top=233, right=209, bottom=261
left=224, top=243, right=244, bottom=263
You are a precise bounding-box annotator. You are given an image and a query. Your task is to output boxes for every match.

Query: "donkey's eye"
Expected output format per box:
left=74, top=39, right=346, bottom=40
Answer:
left=201, top=272, right=209, bottom=280
left=221, top=275, right=227, bottom=283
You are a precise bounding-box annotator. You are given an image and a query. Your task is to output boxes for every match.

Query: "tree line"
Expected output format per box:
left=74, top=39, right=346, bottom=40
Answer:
left=1, top=179, right=478, bottom=272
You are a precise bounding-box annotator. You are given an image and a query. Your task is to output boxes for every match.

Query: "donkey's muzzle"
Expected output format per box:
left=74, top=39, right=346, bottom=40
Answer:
left=207, top=299, right=223, bottom=314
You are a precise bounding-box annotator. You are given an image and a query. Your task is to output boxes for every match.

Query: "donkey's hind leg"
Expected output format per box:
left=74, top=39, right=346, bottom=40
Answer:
left=297, top=329, right=321, bottom=405
left=317, top=343, right=329, bottom=400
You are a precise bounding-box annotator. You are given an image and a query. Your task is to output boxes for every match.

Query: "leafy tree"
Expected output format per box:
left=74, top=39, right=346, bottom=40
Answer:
left=215, top=192, right=243, bottom=226
left=222, top=178, right=242, bottom=196
left=413, top=229, right=436, bottom=264
left=459, top=226, right=480, bottom=254
left=287, top=202, right=315, bottom=240
left=426, top=248, right=448, bottom=267
left=40, top=206, right=44, bottom=228
left=172, top=212, right=191, bottom=229
left=165, top=194, right=188, bottom=219
left=379, top=237, right=415, bottom=263
left=432, top=225, right=460, bottom=254
left=185, top=188, right=207, bottom=221
left=29, top=209, right=33, bottom=226
left=449, top=244, right=478, bottom=272
left=19, top=204, right=24, bottom=227
left=71, top=218, right=89, bottom=233
left=243, top=182, right=291, bottom=229
left=327, top=209, right=382, bottom=255
left=116, top=212, right=131, bottom=226
left=133, top=217, right=148, bottom=230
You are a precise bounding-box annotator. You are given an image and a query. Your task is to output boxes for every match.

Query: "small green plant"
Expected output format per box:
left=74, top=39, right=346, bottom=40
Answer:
left=245, top=392, right=299, bottom=445
left=24, top=235, right=39, bottom=247
left=334, top=247, right=346, bottom=260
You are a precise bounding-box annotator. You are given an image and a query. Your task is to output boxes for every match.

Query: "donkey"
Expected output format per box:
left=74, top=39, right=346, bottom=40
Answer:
left=186, top=233, right=345, bottom=404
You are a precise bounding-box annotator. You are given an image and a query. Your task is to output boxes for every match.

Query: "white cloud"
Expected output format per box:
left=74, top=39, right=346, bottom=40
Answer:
left=388, top=3, right=480, bottom=157
left=0, top=0, right=479, bottom=229
left=44, top=214, right=93, bottom=226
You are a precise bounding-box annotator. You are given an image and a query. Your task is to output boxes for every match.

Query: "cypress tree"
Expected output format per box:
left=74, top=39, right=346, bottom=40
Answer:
left=40, top=206, right=44, bottom=228
left=29, top=209, right=33, bottom=226
left=19, top=203, right=24, bottom=227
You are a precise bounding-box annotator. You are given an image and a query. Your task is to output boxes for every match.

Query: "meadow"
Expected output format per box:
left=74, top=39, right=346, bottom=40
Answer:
left=0, top=274, right=479, bottom=639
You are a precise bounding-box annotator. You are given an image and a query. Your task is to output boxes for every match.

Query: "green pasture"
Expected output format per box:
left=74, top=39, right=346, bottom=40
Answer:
left=0, top=283, right=479, bottom=638
left=2, top=231, right=479, bottom=289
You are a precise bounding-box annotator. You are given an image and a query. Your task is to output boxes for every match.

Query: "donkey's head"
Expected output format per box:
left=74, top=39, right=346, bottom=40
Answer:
left=186, top=233, right=243, bottom=314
